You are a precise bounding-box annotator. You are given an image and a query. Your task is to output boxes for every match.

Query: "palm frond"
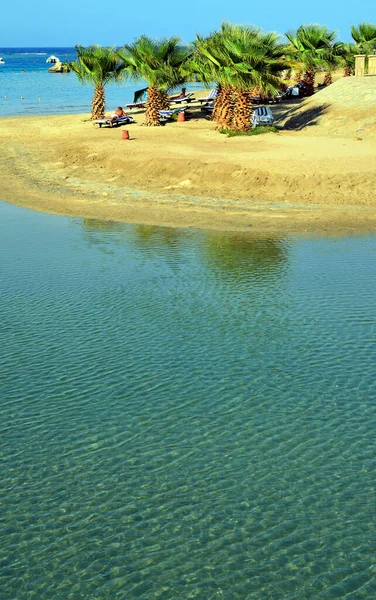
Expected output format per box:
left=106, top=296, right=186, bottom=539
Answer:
left=351, top=22, right=376, bottom=45
left=120, top=36, right=192, bottom=89
left=70, top=45, right=127, bottom=87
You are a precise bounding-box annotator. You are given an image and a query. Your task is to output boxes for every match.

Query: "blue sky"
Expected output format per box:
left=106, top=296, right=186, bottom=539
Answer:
left=1, top=0, right=374, bottom=46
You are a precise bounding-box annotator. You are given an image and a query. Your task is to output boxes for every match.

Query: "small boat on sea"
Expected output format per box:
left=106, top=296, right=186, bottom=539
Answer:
left=46, top=55, right=59, bottom=63
left=0, top=58, right=5, bottom=65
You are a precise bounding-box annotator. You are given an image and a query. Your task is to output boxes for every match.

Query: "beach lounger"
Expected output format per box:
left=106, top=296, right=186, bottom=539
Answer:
left=169, top=93, right=195, bottom=104
left=201, top=101, right=214, bottom=114
left=201, top=103, right=274, bottom=127
left=201, top=96, right=262, bottom=114
left=126, top=87, right=147, bottom=110
left=125, top=101, right=146, bottom=110
left=271, top=93, right=283, bottom=103
left=198, top=89, right=217, bottom=104
left=94, top=115, right=136, bottom=128
left=159, top=107, right=187, bottom=121
left=251, top=106, right=274, bottom=127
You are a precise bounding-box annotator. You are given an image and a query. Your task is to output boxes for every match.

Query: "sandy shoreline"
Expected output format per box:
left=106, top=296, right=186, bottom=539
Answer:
left=1, top=101, right=376, bottom=233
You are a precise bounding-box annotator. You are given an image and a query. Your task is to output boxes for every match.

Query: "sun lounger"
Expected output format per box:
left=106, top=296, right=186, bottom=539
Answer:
left=201, top=103, right=274, bottom=127
left=94, top=115, right=136, bottom=128
left=125, top=102, right=146, bottom=110
left=271, top=93, right=283, bottom=103
left=201, top=101, right=214, bottom=114
left=202, top=97, right=263, bottom=114
left=169, top=93, right=195, bottom=104
left=199, top=90, right=261, bottom=107
left=198, top=89, right=217, bottom=104
left=159, top=107, right=187, bottom=121
left=126, top=87, right=147, bottom=109
left=251, top=106, right=274, bottom=127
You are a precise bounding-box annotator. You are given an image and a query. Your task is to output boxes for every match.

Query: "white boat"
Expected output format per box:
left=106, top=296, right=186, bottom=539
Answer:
left=0, top=58, right=5, bottom=65
left=46, top=55, right=59, bottom=64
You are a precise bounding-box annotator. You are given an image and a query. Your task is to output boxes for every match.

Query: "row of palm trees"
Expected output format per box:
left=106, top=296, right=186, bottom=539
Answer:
left=69, top=22, right=376, bottom=131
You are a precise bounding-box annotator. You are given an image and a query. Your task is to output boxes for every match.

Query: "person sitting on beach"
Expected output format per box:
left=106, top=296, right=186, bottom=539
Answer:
left=169, top=87, right=187, bottom=101
left=110, top=107, right=128, bottom=123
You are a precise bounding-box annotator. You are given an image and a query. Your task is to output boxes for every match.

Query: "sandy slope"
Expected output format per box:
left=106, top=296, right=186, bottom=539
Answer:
left=0, top=81, right=375, bottom=233
left=276, top=77, right=376, bottom=139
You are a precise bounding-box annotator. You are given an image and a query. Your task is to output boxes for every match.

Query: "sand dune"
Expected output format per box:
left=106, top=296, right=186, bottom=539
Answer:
left=276, top=76, right=376, bottom=138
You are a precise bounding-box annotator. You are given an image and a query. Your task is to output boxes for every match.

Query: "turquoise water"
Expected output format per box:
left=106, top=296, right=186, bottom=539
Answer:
left=1, top=201, right=376, bottom=599
left=0, top=48, right=204, bottom=117
left=0, top=47, right=143, bottom=117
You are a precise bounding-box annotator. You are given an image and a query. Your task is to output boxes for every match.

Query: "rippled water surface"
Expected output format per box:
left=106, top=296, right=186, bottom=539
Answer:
left=1, top=202, right=376, bottom=599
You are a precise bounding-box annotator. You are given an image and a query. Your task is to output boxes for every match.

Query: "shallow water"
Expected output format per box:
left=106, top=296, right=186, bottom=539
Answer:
left=0, top=48, right=204, bottom=117
left=0, top=47, right=142, bottom=117
left=1, top=202, right=376, bottom=599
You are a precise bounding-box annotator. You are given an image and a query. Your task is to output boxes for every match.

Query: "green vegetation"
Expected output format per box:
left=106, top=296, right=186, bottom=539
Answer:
left=193, top=23, right=287, bottom=131
left=71, top=20, right=376, bottom=129
left=69, top=45, right=125, bottom=119
left=218, top=125, right=279, bottom=137
left=337, top=43, right=357, bottom=77
left=351, top=22, right=376, bottom=54
left=286, top=25, right=339, bottom=94
left=120, top=36, right=192, bottom=126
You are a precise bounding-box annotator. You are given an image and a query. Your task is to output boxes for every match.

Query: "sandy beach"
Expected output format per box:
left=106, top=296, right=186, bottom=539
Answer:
left=1, top=81, right=376, bottom=233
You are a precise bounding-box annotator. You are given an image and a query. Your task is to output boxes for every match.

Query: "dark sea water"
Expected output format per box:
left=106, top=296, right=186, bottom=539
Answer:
left=1, top=201, right=376, bottom=598
left=0, top=48, right=203, bottom=117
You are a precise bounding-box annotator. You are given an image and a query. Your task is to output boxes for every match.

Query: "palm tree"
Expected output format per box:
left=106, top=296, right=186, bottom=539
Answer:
left=121, top=36, right=192, bottom=126
left=351, top=23, right=376, bottom=54
left=69, top=45, right=126, bottom=120
left=322, top=42, right=344, bottom=85
left=286, top=25, right=337, bottom=95
left=194, top=23, right=287, bottom=131
left=193, top=30, right=240, bottom=128
left=337, top=43, right=357, bottom=77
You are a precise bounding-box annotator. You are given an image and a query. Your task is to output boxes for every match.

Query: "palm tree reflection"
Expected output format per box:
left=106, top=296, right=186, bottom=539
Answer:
left=204, top=232, right=288, bottom=285
left=79, top=220, right=289, bottom=286
left=132, top=224, right=189, bottom=252
left=80, top=219, right=189, bottom=255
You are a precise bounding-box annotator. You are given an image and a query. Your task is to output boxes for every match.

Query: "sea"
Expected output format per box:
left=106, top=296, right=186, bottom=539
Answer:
left=0, top=47, right=203, bottom=118
left=1, top=201, right=376, bottom=599
left=1, top=48, right=376, bottom=600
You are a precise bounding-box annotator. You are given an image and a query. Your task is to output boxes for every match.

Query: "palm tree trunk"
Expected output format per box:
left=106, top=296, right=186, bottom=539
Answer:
left=144, top=85, right=161, bottom=126
left=232, top=89, right=254, bottom=132
left=249, top=86, right=260, bottom=96
left=159, top=90, right=170, bottom=110
left=249, top=86, right=262, bottom=103
left=92, top=84, right=105, bottom=120
left=294, top=70, right=303, bottom=83
left=302, top=70, right=315, bottom=96
left=323, top=72, right=333, bottom=86
left=213, top=86, right=235, bottom=129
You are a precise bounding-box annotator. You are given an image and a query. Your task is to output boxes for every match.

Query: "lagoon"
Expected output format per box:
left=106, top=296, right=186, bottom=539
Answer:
left=1, top=201, right=376, bottom=599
